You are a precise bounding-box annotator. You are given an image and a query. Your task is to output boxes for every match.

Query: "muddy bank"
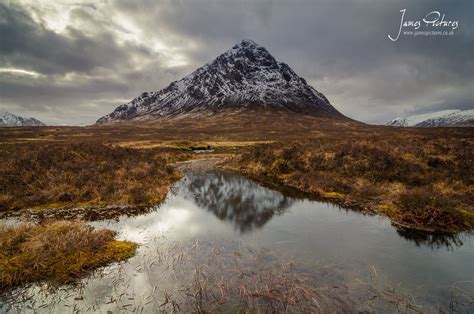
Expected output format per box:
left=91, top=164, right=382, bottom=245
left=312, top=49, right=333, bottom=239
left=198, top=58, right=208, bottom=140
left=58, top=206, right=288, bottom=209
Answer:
left=0, top=204, right=155, bottom=222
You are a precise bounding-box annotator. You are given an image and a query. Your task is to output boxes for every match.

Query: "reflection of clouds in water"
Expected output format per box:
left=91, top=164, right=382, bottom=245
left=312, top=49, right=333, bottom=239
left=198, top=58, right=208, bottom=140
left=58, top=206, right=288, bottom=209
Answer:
left=179, top=171, right=294, bottom=233
left=117, top=207, right=192, bottom=244
left=93, top=199, right=199, bottom=244
left=94, top=195, right=239, bottom=244
left=3, top=169, right=474, bottom=312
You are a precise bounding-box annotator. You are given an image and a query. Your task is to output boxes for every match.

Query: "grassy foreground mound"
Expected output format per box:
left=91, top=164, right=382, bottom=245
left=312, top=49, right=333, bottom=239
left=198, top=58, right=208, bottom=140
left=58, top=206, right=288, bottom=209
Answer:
left=0, top=221, right=136, bottom=290
left=231, top=134, right=474, bottom=232
left=0, top=142, right=181, bottom=212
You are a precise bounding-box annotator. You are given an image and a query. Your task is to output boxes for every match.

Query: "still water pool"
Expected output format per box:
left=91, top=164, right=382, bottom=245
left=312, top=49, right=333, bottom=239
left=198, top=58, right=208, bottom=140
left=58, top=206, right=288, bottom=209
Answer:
left=2, top=162, right=473, bottom=312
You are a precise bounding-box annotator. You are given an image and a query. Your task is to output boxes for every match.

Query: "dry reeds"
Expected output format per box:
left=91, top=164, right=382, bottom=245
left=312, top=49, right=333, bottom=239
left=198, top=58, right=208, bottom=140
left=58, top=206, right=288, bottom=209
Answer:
left=0, top=221, right=136, bottom=290
left=0, top=142, right=181, bottom=212
left=232, top=134, right=474, bottom=232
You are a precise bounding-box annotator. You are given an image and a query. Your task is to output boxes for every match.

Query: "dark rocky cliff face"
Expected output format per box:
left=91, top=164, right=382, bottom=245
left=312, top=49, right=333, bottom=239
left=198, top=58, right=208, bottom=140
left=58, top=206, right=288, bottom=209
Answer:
left=97, top=39, right=345, bottom=124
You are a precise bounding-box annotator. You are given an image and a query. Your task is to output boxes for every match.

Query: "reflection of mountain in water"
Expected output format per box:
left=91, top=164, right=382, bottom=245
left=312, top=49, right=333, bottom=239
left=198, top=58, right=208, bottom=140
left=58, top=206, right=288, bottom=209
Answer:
left=176, top=167, right=466, bottom=249
left=180, top=171, right=293, bottom=233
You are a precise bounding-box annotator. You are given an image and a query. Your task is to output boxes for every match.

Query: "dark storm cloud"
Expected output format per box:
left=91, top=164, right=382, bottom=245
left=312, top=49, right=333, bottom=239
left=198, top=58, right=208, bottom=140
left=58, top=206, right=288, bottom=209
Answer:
left=0, top=0, right=472, bottom=125
left=0, top=1, right=191, bottom=124
left=0, top=2, right=153, bottom=75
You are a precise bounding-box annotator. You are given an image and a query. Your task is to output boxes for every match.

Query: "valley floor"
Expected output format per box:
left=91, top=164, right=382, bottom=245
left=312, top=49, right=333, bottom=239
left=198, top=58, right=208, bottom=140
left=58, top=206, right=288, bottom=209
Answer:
left=0, top=112, right=473, bottom=307
left=1, top=111, right=472, bottom=233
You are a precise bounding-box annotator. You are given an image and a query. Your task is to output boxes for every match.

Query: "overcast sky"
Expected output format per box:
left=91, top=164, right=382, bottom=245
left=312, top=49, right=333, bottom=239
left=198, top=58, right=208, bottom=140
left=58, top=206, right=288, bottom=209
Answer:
left=0, top=0, right=472, bottom=125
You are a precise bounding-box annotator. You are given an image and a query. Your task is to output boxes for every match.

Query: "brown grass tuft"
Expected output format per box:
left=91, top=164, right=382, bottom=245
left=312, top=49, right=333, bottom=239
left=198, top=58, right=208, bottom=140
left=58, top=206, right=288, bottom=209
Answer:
left=229, top=132, right=474, bottom=232
left=0, top=221, right=136, bottom=290
left=0, top=142, right=181, bottom=212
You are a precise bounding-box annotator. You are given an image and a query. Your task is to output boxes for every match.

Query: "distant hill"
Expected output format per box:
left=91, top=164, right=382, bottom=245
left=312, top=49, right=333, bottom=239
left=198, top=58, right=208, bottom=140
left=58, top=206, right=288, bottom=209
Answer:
left=0, top=110, right=45, bottom=127
left=387, top=109, right=474, bottom=127
left=96, top=39, right=346, bottom=124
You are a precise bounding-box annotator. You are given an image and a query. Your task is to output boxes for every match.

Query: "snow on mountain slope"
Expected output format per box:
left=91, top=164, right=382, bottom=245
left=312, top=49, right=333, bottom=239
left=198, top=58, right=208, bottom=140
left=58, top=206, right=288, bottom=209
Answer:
left=387, top=109, right=474, bottom=127
left=97, top=39, right=344, bottom=124
left=0, top=110, right=45, bottom=127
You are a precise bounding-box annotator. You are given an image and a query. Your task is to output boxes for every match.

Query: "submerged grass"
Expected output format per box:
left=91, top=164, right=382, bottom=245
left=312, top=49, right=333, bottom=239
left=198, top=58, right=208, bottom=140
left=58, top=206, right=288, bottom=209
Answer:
left=148, top=240, right=456, bottom=313
left=0, top=221, right=136, bottom=290
left=3, top=237, right=472, bottom=312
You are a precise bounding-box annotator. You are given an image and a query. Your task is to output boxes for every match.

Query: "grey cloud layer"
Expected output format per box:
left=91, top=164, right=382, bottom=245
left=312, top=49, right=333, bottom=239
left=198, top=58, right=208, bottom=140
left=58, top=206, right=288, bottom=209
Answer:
left=0, top=0, right=472, bottom=125
left=1, top=4, right=150, bottom=75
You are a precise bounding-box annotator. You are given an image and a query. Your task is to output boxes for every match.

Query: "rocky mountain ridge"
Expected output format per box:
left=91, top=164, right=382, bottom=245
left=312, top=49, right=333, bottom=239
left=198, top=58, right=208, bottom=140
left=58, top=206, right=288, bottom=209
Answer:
left=97, top=39, right=344, bottom=124
left=387, top=109, right=474, bottom=127
left=0, top=110, right=45, bottom=127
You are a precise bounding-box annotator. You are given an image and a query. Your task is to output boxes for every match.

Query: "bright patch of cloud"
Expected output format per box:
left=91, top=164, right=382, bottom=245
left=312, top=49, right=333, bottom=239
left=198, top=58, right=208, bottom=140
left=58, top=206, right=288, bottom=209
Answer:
left=0, top=68, right=43, bottom=77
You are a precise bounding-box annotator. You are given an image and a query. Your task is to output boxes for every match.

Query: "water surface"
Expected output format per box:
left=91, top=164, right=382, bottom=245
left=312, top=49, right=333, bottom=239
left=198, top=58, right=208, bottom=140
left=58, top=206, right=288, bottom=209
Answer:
left=2, top=165, right=473, bottom=312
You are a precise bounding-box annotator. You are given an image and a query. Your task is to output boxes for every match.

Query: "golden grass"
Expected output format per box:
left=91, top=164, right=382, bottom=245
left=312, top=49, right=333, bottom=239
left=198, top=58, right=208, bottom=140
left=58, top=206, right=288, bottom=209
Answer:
left=0, top=142, right=182, bottom=212
left=229, top=131, right=474, bottom=232
left=0, top=221, right=136, bottom=290
left=114, top=140, right=274, bottom=150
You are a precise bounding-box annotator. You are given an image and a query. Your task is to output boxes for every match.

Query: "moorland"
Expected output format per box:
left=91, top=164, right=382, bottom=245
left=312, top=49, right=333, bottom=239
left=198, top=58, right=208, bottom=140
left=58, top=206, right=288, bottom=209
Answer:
left=0, top=109, right=473, bottom=289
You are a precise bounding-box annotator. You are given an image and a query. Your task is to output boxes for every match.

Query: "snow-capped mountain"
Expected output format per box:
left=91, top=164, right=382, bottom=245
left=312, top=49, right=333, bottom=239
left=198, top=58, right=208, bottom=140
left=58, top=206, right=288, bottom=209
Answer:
left=97, top=39, right=344, bottom=124
left=387, top=109, right=474, bottom=127
left=0, top=110, right=45, bottom=127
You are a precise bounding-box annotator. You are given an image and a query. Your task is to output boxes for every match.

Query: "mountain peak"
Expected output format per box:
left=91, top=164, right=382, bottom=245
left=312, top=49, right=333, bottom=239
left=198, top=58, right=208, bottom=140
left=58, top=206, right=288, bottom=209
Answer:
left=233, top=39, right=260, bottom=48
left=0, top=110, right=45, bottom=127
left=387, top=109, right=474, bottom=127
left=96, top=40, right=345, bottom=124
left=225, top=39, right=271, bottom=61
